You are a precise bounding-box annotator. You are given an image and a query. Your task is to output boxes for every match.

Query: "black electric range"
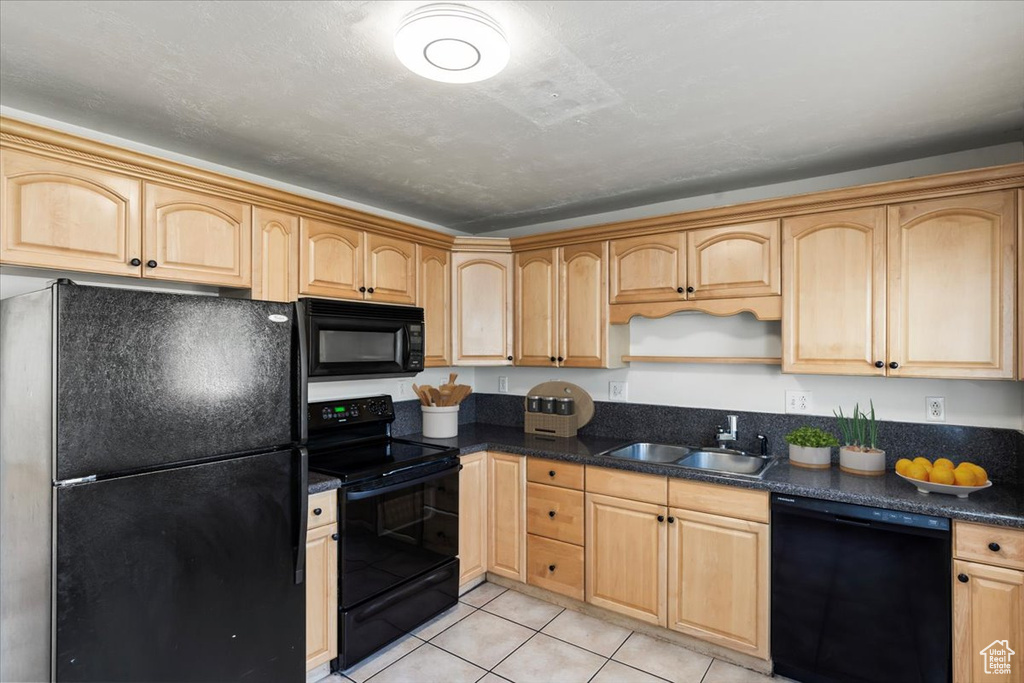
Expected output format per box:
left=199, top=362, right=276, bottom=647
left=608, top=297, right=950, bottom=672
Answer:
left=306, top=395, right=461, bottom=670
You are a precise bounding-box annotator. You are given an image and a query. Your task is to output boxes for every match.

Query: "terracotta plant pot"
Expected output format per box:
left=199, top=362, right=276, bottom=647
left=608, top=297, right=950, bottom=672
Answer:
left=788, top=445, right=833, bottom=470
left=839, top=446, right=886, bottom=476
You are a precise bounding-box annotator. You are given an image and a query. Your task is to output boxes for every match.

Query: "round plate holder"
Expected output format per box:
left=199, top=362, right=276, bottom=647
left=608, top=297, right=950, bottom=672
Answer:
left=524, top=381, right=595, bottom=428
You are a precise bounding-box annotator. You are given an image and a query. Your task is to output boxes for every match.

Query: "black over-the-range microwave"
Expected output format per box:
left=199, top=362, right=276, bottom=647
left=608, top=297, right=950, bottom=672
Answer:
left=296, top=298, right=424, bottom=380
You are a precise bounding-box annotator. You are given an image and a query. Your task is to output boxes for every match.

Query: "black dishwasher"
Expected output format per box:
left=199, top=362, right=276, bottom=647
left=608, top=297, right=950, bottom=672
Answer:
left=771, top=494, right=951, bottom=683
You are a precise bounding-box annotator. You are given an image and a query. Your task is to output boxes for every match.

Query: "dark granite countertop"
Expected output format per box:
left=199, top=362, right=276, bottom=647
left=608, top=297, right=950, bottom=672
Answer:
left=307, top=423, right=1024, bottom=528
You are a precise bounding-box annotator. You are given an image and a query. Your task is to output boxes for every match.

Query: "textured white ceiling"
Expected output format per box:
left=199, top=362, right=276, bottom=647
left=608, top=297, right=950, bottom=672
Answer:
left=1, top=0, right=1022, bottom=233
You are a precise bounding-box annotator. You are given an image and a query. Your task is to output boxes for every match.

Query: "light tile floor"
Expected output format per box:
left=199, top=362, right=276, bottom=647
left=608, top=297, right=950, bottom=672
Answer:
left=317, top=582, right=776, bottom=683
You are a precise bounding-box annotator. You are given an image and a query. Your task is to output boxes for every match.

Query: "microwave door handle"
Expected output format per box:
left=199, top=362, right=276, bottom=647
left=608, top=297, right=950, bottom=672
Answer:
left=402, top=325, right=411, bottom=367
left=345, top=464, right=462, bottom=501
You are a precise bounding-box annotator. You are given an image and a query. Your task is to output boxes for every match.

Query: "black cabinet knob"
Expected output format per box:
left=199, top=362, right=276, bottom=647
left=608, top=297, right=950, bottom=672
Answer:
left=313, top=508, right=322, bottom=516
left=549, top=470, right=556, bottom=477
left=557, top=356, right=564, bottom=362
left=989, top=542, right=1001, bottom=552
left=958, top=573, right=969, bottom=583
left=507, top=356, right=513, bottom=361
left=874, top=361, right=884, bottom=368
left=367, top=287, right=374, bottom=293
left=668, top=516, right=675, bottom=523
left=146, top=260, right=158, bottom=268
left=889, top=361, right=899, bottom=369
left=550, top=356, right=556, bottom=362
left=687, top=286, right=695, bottom=293
left=657, top=515, right=665, bottom=522
left=129, top=258, right=142, bottom=267
left=331, top=533, right=339, bottom=541
left=359, top=286, right=366, bottom=293
left=548, top=564, right=556, bottom=572
left=548, top=510, right=556, bottom=518
left=677, top=287, right=684, bottom=293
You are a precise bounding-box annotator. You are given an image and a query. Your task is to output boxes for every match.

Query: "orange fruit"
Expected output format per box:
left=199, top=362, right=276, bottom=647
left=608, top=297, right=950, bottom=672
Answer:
left=933, top=458, right=954, bottom=470
left=964, top=463, right=988, bottom=484
left=929, top=468, right=955, bottom=485
left=905, top=463, right=929, bottom=482
left=913, top=457, right=933, bottom=474
left=895, top=459, right=913, bottom=476
left=953, top=468, right=978, bottom=487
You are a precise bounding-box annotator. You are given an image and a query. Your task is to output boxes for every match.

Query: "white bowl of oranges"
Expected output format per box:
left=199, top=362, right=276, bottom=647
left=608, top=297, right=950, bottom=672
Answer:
left=895, top=457, right=992, bottom=498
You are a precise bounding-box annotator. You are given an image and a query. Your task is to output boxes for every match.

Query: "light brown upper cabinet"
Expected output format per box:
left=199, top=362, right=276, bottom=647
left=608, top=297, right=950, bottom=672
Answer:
left=609, top=233, right=686, bottom=304
left=252, top=207, right=299, bottom=302
left=417, top=245, right=451, bottom=367
left=515, top=242, right=626, bottom=368
left=514, top=248, right=559, bottom=366
left=1, top=149, right=142, bottom=277
left=887, top=191, right=1016, bottom=379
left=299, top=219, right=417, bottom=304
left=143, top=183, right=251, bottom=287
left=452, top=251, right=513, bottom=365
left=365, top=233, right=416, bottom=305
left=784, top=192, right=1017, bottom=379
left=783, top=207, right=887, bottom=376
left=686, top=220, right=780, bottom=299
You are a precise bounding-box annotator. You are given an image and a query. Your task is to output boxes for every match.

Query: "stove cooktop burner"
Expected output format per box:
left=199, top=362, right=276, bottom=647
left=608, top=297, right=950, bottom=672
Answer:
left=307, top=437, right=457, bottom=484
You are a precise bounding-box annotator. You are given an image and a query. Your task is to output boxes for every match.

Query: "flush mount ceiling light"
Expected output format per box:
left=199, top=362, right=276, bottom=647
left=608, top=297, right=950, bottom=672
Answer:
left=394, top=3, right=509, bottom=84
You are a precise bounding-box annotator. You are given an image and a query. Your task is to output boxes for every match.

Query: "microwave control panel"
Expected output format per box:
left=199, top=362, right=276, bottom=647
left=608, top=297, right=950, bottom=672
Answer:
left=408, top=323, right=424, bottom=370
left=309, top=395, right=395, bottom=430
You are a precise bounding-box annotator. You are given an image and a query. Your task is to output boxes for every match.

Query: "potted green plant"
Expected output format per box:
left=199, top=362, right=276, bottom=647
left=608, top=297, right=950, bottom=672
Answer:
left=784, top=426, right=839, bottom=469
left=834, top=401, right=885, bottom=476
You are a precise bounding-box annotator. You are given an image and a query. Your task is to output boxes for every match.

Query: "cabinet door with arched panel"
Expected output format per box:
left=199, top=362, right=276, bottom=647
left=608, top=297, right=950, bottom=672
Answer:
left=686, top=220, right=780, bottom=299
left=298, top=218, right=363, bottom=300
left=365, top=233, right=416, bottom=305
left=252, top=207, right=298, bottom=302
left=143, top=183, right=251, bottom=287
left=782, top=207, right=887, bottom=376
left=514, top=248, right=558, bottom=366
left=887, top=191, right=1016, bottom=379
left=609, top=233, right=686, bottom=304
left=1, top=149, right=142, bottom=277
left=452, top=252, right=513, bottom=364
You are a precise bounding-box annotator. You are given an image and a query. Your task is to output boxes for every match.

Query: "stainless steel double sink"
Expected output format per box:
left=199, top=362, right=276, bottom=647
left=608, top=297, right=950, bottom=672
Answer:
left=597, top=442, right=776, bottom=478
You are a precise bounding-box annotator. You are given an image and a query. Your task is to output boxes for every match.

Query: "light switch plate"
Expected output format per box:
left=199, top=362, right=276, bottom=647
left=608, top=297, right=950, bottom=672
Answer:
left=498, top=376, right=509, bottom=393
left=609, top=381, right=628, bottom=402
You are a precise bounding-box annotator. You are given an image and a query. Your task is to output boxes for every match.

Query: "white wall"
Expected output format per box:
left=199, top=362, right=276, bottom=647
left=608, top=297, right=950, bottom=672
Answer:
left=0, top=266, right=475, bottom=403
left=480, top=142, right=1024, bottom=238
left=476, top=312, right=1024, bottom=430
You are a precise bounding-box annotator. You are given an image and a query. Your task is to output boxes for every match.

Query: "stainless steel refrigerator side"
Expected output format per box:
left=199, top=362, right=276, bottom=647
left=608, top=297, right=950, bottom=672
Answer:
left=0, top=287, right=55, bottom=682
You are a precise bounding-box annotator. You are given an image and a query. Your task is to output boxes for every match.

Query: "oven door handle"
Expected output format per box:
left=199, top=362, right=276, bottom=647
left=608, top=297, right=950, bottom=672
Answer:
left=345, top=464, right=461, bottom=501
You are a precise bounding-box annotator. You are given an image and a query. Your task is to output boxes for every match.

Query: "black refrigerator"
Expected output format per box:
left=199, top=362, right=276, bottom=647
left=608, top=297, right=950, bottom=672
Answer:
left=0, top=281, right=308, bottom=682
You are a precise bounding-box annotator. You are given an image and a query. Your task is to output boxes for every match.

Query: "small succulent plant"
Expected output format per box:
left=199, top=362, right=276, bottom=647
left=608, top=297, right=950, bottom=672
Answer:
left=784, top=426, right=840, bottom=448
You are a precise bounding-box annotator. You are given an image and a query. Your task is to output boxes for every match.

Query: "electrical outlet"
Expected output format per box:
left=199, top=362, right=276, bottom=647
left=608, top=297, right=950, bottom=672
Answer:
left=609, top=381, right=628, bottom=402
left=785, top=390, right=812, bottom=414
left=498, top=376, right=508, bottom=393
left=926, top=396, right=945, bottom=422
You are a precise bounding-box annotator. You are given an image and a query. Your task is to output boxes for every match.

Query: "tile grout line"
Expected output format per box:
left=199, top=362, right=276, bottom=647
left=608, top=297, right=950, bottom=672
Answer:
left=353, top=636, right=425, bottom=683
left=486, top=629, right=542, bottom=676
left=697, top=656, right=715, bottom=683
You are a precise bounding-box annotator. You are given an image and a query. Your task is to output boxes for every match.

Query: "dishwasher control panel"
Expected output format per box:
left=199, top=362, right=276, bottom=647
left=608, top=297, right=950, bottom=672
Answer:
left=772, top=494, right=950, bottom=531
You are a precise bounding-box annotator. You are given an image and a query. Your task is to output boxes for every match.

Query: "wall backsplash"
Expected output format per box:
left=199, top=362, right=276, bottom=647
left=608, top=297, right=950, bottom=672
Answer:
left=471, top=393, right=1024, bottom=483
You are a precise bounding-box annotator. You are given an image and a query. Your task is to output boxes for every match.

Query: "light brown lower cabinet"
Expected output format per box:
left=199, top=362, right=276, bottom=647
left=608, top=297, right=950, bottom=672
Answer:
left=527, top=535, right=585, bottom=601
left=458, top=452, right=487, bottom=586
left=953, top=560, right=1023, bottom=683
left=306, top=491, right=338, bottom=671
left=487, top=452, right=526, bottom=581
left=667, top=508, right=769, bottom=659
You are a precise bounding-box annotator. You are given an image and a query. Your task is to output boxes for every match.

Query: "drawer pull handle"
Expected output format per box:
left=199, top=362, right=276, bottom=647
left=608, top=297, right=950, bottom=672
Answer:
left=989, top=542, right=1001, bottom=552
left=548, top=510, right=556, bottom=518
left=548, top=564, right=556, bottom=572
left=958, top=573, right=969, bottom=583
left=657, top=515, right=665, bottom=522
left=313, top=508, right=323, bottom=516
left=549, top=470, right=556, bottom=477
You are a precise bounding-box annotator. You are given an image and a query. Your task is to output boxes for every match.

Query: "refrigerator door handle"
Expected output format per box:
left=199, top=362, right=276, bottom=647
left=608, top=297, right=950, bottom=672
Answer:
left=294, top=445, right=309, bottom=585
left=294, top=301, right=309, bottom=443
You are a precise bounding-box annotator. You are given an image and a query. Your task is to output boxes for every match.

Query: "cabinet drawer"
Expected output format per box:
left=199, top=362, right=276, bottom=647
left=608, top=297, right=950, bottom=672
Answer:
left=668, top=479, right=769, bottom=524
left=527, top=534, right=584, bottom=601
left=308, top=491, right=337, bottom=530
left=586, top=466, right=667, bottom=505
left=527, top=458, right=585, bottom=490
left=527, top=483, right=584, bottom=545
left=955, top=521, right=1024, bottom=570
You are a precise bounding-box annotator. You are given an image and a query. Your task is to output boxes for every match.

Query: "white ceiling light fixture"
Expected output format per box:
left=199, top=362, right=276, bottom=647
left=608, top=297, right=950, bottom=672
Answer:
left=394, top=3, right=510, bottom=84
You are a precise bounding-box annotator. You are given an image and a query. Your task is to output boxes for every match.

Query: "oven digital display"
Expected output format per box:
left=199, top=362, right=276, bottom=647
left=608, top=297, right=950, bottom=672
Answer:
left=334, top=406, right=346, bottom=413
